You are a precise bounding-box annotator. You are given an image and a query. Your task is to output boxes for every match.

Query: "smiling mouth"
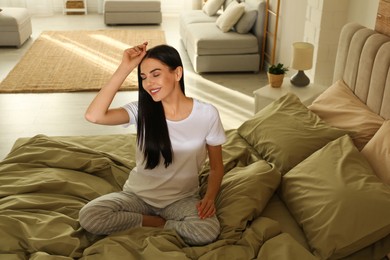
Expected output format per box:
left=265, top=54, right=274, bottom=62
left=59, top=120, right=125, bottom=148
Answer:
left=150, top=88, right=160, bottom=94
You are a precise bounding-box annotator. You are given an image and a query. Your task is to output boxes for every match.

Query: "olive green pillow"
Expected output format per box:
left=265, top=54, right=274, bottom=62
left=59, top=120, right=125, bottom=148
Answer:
left=237, top=93, right=349, bottom=175
left=281, top=135, right=390, bottom=259
left=201, top=160, right=281, bottom=241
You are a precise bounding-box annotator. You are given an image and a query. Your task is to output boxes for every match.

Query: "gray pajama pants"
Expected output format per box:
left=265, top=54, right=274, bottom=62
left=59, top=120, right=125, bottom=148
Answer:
left=79, top=191, right=220, bottom=246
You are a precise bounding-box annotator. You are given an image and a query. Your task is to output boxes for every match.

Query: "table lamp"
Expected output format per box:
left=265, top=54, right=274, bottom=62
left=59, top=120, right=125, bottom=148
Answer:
left=290, top=42, right=314, bottom=87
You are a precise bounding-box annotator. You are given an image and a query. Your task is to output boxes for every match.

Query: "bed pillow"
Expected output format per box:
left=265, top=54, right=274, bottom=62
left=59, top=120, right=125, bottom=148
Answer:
left=281, top=135, right=390, bottom=259
left=202, top=0, right=225, bottom=16
left=308, top=80, right=384, bottom=150
left=216, top=1, right=245, bottom=33
left=361, top=120, right=390, bottom=184
left=237, top=93, right=349, bottom=175
left=234, top=4, right=257, bottom=34
left=200, top=160, right=280, bottom=240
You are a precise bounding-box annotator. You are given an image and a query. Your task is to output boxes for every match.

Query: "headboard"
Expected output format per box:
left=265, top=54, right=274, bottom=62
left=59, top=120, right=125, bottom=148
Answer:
left=333, top=23, right=390, bottom=120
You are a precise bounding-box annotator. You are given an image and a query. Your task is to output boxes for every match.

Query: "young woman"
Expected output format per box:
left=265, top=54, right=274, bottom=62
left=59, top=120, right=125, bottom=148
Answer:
left=79, top=42, right=226, bottom=246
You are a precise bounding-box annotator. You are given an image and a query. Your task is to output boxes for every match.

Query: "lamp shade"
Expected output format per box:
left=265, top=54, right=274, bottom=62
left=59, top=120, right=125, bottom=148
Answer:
left=291, top=42, right=314, bottom=70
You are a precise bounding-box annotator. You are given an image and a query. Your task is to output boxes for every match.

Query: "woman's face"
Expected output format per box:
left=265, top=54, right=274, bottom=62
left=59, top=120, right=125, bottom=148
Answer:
left=140, top=58, right=182, bottom=102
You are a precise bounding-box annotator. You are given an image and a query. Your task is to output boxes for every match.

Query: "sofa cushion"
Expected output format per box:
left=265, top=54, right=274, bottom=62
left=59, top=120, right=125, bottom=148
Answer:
left=235, top=4, right=257, bottom=34
left=202, top=0, right=225, bottom=16
left=185, top=23, right=258, bottom=55
left=180, top=10, right=219, bottom=25
left=0, top=7, right=31, bottom=32
left=223, top=0, right=237, bottom=10
left=179, top=10, right=219, bottom=48
left=216, top=1, right=245, bottom=33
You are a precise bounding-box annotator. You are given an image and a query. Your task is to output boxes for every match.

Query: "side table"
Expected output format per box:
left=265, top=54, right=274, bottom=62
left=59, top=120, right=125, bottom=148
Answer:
left=62, top=0, right=88, bottom=15
left=253, top=79, right=328, bottom=114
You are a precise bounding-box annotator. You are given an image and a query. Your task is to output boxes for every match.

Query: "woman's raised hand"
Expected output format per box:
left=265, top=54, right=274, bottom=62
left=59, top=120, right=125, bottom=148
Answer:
left=84, top=42, right=148, bottom=125
left=121, top=42, right=148, bottom=70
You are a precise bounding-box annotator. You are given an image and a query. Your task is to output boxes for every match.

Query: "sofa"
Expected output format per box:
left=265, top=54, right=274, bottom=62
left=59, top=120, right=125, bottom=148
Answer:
left=180, top=0, right=265, bottom=73
left=0, top=7, right=32, bottom=47
left=0, top=23, right=389, bottom=259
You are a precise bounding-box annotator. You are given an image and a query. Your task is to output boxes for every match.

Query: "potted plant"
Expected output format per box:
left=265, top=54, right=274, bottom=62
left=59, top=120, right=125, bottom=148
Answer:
left=267, top=63, right=288, bottom=88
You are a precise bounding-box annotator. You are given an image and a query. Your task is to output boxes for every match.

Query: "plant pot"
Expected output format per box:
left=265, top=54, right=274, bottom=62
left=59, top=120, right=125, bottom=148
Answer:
left=267, top=72, right=284, bottom=88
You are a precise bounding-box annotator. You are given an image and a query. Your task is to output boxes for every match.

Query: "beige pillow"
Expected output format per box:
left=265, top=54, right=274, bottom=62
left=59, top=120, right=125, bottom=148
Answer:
left=281, top=135, right=390, bottom=259
left=361, top=120, right=390, bottom=184
left=216, top=1, right=245, bottom=33
left=234, top=4, right=257, bottom=34
left=202, top=0, right=225, bottom=16
left=308, top=80, right=384, bottom=150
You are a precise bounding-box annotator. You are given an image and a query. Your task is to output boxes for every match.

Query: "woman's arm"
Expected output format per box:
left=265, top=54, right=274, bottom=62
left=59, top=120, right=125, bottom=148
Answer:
left=197, top=144, right=224, bottom=219
left=85, top=42, right=148, bottom=125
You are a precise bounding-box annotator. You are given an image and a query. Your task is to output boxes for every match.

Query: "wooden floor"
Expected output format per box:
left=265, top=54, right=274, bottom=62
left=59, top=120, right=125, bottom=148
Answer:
left=0, top=13, right=268, bottom=160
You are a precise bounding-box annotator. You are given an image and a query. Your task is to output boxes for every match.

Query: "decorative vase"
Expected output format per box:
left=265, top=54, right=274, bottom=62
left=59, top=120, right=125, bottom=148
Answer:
left=267, top=72, right=284, bottom=88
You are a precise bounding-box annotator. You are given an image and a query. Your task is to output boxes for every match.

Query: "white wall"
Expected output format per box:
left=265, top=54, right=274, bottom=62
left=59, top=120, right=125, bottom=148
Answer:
left=347, top=0, right=380, bottom=28
left=275, top=0, right=307, bottom=71
left=276, top=0, right=380, bottom=86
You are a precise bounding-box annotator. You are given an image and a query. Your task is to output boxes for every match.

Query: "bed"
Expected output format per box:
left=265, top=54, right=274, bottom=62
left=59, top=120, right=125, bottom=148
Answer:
left=0, top=23, right=389, bottom=259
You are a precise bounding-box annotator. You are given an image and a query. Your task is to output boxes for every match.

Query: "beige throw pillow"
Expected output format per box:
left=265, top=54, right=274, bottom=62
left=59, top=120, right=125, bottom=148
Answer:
left=308, top=80, right=384, bottom=150
left=361, top=120, right=390, bottom=184
left=235, top=4, right=257, bottom=34
left=202, top=0, right=225, bottom=16
left=216, top=1, right=245, bottom=33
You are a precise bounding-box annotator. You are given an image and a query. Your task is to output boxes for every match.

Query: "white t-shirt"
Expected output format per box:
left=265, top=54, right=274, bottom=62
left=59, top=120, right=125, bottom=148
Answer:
left=122, top=99, right=226, bottom=208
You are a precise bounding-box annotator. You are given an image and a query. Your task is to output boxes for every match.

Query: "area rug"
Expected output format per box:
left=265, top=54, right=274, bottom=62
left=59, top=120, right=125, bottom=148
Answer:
left=0, top=29, right=166, bottom=93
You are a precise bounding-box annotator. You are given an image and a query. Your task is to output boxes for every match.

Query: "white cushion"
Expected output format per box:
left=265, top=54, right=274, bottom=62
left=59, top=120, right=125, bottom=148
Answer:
left=202, top=0, right=225, bottom=16
left=216, top=1, right=245, bottom=33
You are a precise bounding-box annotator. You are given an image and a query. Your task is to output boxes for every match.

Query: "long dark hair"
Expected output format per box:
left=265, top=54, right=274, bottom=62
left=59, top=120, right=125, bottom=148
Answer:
left=137, top=44, right=185, bottom=169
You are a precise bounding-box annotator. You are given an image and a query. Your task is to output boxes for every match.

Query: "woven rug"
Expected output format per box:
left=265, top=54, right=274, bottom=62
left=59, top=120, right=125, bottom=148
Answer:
left=0, top=29, right=166, bottom=93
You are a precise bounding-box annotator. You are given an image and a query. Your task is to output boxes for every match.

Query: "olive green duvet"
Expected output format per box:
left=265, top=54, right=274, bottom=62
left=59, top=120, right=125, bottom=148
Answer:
left=0, top=130, right=315, bottom=259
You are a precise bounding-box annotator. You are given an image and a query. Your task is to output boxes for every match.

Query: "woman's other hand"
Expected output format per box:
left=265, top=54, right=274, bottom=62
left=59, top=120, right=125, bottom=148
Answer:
left=196, top=198, right=216, bottom=220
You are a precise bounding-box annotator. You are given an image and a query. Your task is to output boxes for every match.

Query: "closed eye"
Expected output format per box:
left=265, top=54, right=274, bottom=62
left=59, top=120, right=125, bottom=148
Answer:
left=140, top=68, right=161, bottom=81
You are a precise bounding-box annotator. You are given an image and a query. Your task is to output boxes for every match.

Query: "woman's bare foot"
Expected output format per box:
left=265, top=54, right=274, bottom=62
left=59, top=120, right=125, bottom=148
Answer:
left=142, top=215, right=166, bottom=228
